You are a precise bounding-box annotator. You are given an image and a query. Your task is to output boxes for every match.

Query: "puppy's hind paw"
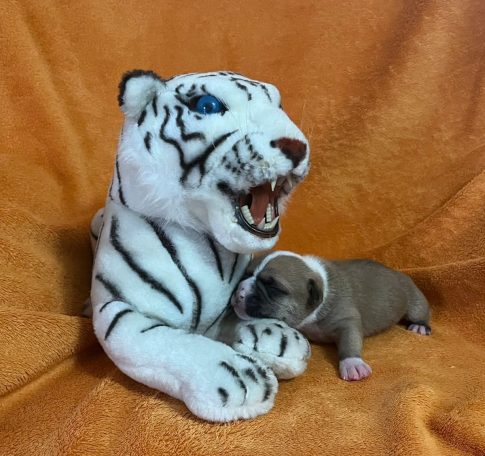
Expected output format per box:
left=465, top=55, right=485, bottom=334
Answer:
left=407, top=323, right=431, bottom=336
left=339, top=357, right=372, bottom=381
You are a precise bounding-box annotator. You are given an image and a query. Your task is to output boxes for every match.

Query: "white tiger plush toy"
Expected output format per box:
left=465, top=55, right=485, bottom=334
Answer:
left=89, top=70, right=311, bottom=422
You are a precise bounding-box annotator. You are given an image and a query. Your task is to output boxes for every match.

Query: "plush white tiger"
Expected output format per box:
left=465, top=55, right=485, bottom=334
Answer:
left=90, top=70, right=311, bottom=422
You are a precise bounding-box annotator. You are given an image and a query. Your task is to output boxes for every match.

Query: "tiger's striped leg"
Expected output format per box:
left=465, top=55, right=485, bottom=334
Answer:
left=216, top=313, right=311, bottom=380
left=93, top=300, right=278, bottom=422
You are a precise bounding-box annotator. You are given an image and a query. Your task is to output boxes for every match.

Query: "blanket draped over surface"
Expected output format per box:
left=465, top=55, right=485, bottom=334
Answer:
left=0, top=0, right=484, bottom=454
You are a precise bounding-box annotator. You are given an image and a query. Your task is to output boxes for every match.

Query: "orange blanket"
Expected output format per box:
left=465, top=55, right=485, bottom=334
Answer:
left=1, top=0, right=484, bottom=454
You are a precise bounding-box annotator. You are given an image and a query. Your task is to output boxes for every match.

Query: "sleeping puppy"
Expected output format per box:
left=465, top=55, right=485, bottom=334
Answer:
left=231, top=251, right=431, bottom=381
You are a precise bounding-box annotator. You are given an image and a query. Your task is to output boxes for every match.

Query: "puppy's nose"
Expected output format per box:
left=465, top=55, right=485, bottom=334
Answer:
left=270, top=137, right=307, bottom=167
left=238, top=288, right=247, bottom=301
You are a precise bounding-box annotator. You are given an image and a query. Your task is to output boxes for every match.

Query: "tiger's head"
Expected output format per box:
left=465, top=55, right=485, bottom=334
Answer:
left=114, top=70, right=310, bottom=254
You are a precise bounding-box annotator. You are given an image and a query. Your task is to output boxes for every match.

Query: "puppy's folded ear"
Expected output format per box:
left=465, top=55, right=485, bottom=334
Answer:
left=118, top=70, right=165, bottom=119
left=307, top=277, right=323, bottom=307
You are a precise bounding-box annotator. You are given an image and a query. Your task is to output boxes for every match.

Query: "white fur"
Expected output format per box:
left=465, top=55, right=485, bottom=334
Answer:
left=90, top=71, right=310, bottom=422
left=297, top=255, right=330, bottom=330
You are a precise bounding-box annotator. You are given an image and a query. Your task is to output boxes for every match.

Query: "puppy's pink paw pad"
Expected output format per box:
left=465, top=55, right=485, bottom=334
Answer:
left=407, top=324, right=431, bottom=336
left=339, top=357, right=372, bottom=381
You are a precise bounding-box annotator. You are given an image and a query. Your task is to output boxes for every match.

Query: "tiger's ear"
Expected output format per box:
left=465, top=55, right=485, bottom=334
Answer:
left=118, top=70, right=165, bottom=119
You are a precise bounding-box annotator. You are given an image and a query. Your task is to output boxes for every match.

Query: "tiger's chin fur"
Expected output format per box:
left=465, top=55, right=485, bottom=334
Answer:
left=89, top=70, right=311, bottom=422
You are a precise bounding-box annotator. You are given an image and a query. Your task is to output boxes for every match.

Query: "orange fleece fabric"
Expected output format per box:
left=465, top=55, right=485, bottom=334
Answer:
left=0, top=1, right=484, bottom=454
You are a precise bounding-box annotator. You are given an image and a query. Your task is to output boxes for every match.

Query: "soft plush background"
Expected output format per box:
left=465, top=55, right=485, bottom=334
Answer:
left=0, top=0, right=484, bottom=454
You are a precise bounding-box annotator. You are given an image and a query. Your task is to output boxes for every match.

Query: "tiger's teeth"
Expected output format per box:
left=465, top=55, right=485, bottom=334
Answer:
left=263, top=216, right=279, bottom=231
left=271, top=179, right=277, bottom=191
left=257, top=219, right=266, bottom=230
left=241, top=206, right=254, bottom=224
left=265, top=203, right=273, bottom=222
left=268, top=216, right=279, bottom=229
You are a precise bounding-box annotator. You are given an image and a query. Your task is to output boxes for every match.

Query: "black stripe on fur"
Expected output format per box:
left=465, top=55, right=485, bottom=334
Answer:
left=95, top=273, right=124, bottom=301
left=234, top=81, right=252, bottom=100
left=137, top=109, right=147, bottom=126
left=160, top=105, right=188, bottom=170
left=181, top=130, right=237, bottom=183
left=207, top=236, right=224, bottom=280
left=140, top=323, right=166, bottom=333
left=218, top=387, right=229, bottom=406
left=115, top=158, right=127, bottom=206
left=151, top=95, right=158, bottom=116
left=174, top=106, right=205, bottom=142
left=247, top=324, right=258, bottom=351
left=243, top=368, right=258, bottom=383
left=144, top=132, right=152, bottom=152
left=144, top=217, right=202, bottom=330
left=220, top=361, right=248, bottom=399
left=278, top=334, right=288, bottom=357
left=110, top=216, right=183, bottom=314
left=105, top=309, right=133, bottom=340
left=229, top=254, right=239, bottom=282
left=99, top=300, right=117, bottom=313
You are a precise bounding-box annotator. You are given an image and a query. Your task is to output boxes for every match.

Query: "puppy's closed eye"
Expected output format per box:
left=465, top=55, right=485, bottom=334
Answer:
left=258, top=276, right=289, bottom=296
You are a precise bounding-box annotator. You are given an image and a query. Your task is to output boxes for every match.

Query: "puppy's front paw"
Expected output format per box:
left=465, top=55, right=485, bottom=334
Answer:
left=339, top=357, right=372, bottom=381
left=233, top=320, right=311, bottom=379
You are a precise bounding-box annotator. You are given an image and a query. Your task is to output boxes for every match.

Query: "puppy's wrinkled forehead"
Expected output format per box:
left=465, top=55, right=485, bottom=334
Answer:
left=256, top=254, right=315, bottom=285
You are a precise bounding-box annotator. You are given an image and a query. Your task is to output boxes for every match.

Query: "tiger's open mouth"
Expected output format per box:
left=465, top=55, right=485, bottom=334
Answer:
left=235, top=176, right=293, bottom=238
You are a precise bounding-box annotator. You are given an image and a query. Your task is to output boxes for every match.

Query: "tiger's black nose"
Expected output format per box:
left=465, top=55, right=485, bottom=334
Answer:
left=270, top=137, right=307, bottom=167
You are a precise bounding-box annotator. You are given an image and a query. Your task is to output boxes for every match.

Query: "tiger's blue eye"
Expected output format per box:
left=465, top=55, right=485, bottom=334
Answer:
left=194, top=95, right=225, bottom=115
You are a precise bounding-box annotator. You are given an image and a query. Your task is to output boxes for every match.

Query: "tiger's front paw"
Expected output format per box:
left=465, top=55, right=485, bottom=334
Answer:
left=232, top=320, right=311, bottom=379
left=184, top=353, right=278, bottom=422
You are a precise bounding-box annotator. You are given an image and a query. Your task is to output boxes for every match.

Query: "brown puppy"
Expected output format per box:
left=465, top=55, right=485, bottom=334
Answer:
left=231, top=251, right=431, bottom=381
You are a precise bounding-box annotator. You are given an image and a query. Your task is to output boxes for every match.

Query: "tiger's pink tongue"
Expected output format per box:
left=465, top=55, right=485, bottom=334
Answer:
left=250, top=183, right=272, bottom=225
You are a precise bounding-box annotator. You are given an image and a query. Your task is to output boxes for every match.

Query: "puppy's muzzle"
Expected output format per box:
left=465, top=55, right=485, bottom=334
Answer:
left=231, top=278, right=254, bottom=320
